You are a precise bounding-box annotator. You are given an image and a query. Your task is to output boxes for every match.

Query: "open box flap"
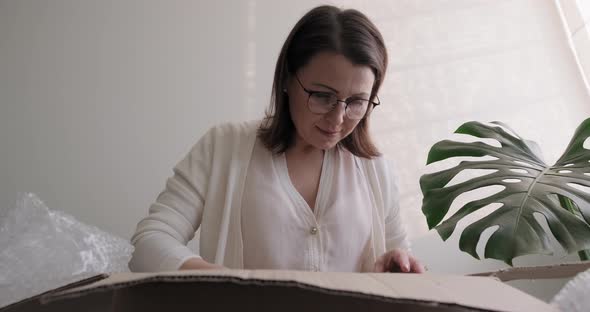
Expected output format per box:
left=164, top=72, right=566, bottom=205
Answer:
left=42, top=270, right=556, bottom=312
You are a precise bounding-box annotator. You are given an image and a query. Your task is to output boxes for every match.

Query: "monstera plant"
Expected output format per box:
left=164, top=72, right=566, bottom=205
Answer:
left=420, top=118, right=590, bottom=265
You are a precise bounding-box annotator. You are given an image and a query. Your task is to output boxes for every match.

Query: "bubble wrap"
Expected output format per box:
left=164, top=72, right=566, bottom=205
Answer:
left=0, top=193, right=134, bottom=308
left=551, top=266, right=590, bottom=312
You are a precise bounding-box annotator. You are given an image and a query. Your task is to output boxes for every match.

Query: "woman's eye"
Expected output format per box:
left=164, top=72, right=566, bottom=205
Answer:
left=349, top=99, right=367, bottom=106
left=311, top=93, right=335, bottom=104
left=314, top=93, right=333, bottom=99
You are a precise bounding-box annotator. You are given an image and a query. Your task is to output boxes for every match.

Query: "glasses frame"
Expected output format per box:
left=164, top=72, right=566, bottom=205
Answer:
left=294, top=74, right=380, bottom=120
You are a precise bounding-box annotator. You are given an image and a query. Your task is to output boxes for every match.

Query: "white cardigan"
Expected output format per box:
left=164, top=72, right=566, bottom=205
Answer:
left=129, top=120, right=409, bottom=272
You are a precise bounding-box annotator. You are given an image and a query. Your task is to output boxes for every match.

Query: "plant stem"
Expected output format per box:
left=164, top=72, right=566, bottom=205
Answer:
left=559, top=195, right=590, bottom=261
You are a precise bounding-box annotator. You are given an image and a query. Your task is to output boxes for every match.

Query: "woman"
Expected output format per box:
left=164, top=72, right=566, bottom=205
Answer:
left=129, top=5, right=424, bottom=273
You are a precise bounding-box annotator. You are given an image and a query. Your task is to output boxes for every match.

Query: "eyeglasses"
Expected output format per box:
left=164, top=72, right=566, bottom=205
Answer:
left=294, top=74, right=380, bottom=120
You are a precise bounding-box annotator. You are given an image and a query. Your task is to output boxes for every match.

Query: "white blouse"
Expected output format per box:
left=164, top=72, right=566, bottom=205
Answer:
left=241, top=138, right=373, bottom=272
left=129, top=121, right=410, bottom=273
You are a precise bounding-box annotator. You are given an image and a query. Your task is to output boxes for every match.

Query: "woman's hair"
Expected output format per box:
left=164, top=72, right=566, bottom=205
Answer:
left=257, top=5, right=387, bottom=158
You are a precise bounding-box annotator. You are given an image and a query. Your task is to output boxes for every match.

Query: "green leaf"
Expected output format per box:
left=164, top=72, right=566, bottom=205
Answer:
left=420, top=120, right=590, bottom=265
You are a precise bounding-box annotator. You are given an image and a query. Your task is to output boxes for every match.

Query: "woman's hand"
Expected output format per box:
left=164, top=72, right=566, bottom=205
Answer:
left=374, top=248, right=425, bottom=273
left=179, top=257, right=228, bottom=270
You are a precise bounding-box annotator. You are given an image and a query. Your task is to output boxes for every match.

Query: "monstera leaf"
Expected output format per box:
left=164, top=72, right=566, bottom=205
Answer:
left=420, top=118, right=590, bottom=265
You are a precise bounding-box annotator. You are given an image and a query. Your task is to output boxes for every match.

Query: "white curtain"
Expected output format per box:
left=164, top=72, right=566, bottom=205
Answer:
left=555, top=0, right=590, bottom=95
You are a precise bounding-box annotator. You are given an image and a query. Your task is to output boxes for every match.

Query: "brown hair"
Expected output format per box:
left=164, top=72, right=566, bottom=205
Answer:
left=257, top=5, right=387, bottom=158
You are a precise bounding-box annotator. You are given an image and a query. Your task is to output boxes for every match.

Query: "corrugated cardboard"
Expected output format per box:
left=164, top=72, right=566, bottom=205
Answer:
left=470, top=261, right=590, bottom=281
left=2, top=270, right=556, bottom=312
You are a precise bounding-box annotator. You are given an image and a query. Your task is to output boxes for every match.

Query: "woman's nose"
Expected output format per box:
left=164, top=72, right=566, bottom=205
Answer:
left=324, top=101, right=346, bottom=125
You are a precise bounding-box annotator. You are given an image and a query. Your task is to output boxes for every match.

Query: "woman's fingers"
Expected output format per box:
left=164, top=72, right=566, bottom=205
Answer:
left=373, top=249, right=426, bottom=273
left=391, top=249, right=410, bottom=272
left=409, top=256, right=425, bottom=273
left=374, top=254, right=387, bottom=272
left=375, top=249, right=409, bottom=272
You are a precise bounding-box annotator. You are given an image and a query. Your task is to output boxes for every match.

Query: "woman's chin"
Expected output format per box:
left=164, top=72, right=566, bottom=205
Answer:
left=308, top=129, right=344, bottom=149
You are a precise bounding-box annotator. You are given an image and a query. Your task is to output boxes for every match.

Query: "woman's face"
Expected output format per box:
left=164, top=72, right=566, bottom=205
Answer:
left=287, top=52, right=375, bottom=151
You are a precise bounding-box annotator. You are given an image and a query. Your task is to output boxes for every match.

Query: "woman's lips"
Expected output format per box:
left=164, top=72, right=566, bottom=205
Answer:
left=317, top=126, right=340, bottom=137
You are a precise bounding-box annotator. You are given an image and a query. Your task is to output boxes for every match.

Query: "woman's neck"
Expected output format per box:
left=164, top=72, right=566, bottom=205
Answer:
left=287, top=135, right=324, bottom=156
left=287, top=134, right=323, bottom=159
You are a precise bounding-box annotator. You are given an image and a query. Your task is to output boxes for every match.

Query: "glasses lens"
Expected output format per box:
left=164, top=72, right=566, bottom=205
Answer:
left=345, top=100, right=369, bottom=120
left=308, top=93, right=337, bottom=114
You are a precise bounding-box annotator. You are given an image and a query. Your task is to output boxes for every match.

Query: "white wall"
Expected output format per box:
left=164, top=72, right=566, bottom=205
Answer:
left=0, top=0, right=258, bottom=237
left=1, top=0, right=589, bottom=300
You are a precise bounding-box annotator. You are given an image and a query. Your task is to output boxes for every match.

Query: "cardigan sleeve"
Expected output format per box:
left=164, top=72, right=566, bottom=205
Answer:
left=128, top=127, right=215, bottom=272
left=380, top=158, right=412, bottom=252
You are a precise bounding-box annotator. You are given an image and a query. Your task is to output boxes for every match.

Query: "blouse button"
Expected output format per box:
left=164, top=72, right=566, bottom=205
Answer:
left=310, top=227, right=318, bottom=235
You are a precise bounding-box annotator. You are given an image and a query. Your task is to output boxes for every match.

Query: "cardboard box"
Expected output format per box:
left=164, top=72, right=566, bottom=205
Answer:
left=1, top=270, right=557, bottom=312
left=470, top=261, right=590, bottom=282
